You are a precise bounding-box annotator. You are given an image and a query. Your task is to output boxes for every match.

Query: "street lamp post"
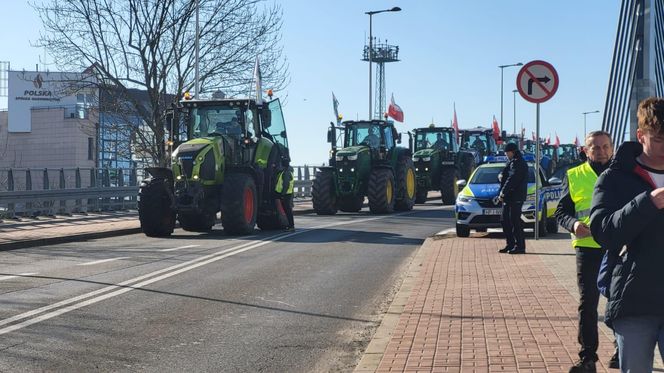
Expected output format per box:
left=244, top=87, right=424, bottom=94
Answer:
left=366, top=7, right=401, bottom=119
left=499, top=62, right=523, bottom=133
left=582, top=110, right=600, bottom=135
left=512, top=89, right=518, bottom=135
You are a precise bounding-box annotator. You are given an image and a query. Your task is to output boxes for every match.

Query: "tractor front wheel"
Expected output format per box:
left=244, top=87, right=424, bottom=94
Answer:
left=368, top=168, right=396, bottom=214
left=440, top=167, right=459, bottom=205
left=220, top=173, right=257, bottom=235
left=312, top=170, right=338, bottom=215
left=338, top=195, right=364, bottom=212
left=178, top=212, right=215, bottom=233
left=395, top=158, right=416, bottom=211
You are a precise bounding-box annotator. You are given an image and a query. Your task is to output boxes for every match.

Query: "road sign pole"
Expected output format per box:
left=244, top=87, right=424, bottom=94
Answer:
left=535, top=103, right=540, bottom=240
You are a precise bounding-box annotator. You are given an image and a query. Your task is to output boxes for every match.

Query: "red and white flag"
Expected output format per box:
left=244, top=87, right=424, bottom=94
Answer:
left=452, top=104, right=459, bottom=142
left=574, top=135, right=579, bottom=147
left=492, top=116, right=501, bottom=143
left=532, top=131, right=536, bottom=141
left=545, top=134, right=551, bottom=145
left=554, top=133, right=560, bottom=148
left=387, top=94, right=404, bottom=122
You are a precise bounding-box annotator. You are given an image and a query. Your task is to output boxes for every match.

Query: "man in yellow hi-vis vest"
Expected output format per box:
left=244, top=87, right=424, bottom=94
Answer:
left=275, top=157, right=295, bottom=231
left=555, top=131, right=615, bottom=372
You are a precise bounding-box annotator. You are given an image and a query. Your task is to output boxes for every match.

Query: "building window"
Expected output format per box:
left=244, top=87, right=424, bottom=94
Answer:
left=88, top=137, right=94, bottom=160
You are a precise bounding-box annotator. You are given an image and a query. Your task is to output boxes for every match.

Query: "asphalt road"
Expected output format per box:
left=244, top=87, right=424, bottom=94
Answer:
left=0, top=203, right=455, bottom=372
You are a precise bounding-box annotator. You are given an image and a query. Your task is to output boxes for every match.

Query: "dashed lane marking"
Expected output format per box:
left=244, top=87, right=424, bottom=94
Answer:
left=160, top=245, right=200, bottom=252
left=77, top=257, right=130, bottom=266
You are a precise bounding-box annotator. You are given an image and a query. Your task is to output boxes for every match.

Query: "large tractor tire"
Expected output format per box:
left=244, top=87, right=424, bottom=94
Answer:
left=178, top=212, right=215, bottom=233
left=415, top=189, right=428, bottom=204
left=312, top=170, right=338, bottom=215
left=138, top=178, right=176, bottom=237
left=220, top=173, right=257, bottom=235
left=257, top=198, right=289, bottom=230
left=394, top=158, right=416, bottom=211
left=459, top=152, right=476, bottom=181
left=367, top=168, right=396, bottom=214
left=338, top=195, right=364, bottom=212
left=440, top=167, right=459, bottom=205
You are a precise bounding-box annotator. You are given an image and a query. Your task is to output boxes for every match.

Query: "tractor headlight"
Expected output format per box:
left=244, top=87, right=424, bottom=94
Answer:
left=193, top=175, right=199, bottom=180
left=338, top=168, right=343, bottom=172
left=336, top=155, right=344, bottom=161
left=422, top=157, right=431, bottom=162
left=347, top=154, right=358, bottom=161
left=176, top=175, right=183, bottom=181
left=350, top=168, right=355, bottom=172
left=425, top=167, right=429, bottom=171
left=415, top=167, right=419, bottom=171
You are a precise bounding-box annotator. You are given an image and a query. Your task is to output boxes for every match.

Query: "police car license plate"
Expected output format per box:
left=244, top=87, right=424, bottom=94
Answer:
left=483, top=208, right=502, bottom=215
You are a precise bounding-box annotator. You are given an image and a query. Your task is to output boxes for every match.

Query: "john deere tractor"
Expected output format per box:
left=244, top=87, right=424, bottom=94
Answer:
left=312, top=120, right=416, bottom=214
left=459, top=126, right=504, bottom=167
left=138, top=94, right=291, bottom=237
left=410, top=126, right=475, bottom=204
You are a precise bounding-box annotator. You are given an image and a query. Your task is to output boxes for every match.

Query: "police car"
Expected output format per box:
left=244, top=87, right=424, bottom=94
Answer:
left=454, top=155, right=563, bottom=237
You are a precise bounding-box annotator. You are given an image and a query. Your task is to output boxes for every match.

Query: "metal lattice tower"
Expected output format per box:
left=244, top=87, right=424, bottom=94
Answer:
left=602, top=0, right=664, bottom=145
left=363, top=38, right=399, bottom=119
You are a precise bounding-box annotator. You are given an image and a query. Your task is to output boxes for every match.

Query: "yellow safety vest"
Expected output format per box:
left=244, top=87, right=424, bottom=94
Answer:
left=567, top=162, right=601, bottom=248
left=275, top=168, right=294, bottom=194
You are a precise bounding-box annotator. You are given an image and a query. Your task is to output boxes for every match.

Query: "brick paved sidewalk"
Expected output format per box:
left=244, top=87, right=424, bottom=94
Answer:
left=357, top=232, right=621, bottom=373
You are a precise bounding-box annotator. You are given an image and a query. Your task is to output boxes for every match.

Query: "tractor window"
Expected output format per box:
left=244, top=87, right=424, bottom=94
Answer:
left=383, top=126, right=394, bottom=150
left=188, top=106, right=244, bottom=138
left=466, top=134, right=487, bottom=152
left=266, top=99, right=288, bottom=149
left=345, top=122, right=381, bottom=149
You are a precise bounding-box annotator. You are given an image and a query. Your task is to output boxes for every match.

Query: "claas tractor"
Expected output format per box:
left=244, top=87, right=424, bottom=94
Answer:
left=312, top=120, right=416, bottom=214
left=410, top=126, right=475, bottom=204
left=138, top=94, right=291, bottom=236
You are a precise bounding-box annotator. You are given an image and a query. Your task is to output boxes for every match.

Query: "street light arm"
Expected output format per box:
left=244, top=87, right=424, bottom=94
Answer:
left=366, top=7, right=401, bottom=15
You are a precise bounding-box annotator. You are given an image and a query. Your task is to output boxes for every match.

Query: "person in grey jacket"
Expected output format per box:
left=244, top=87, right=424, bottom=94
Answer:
left=590, top=97, right=664, bottom=371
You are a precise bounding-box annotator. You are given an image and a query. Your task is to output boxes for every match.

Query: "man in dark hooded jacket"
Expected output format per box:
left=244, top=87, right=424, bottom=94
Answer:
left=590, top=97, right=664, bottom=371
left=498, top=142, right=528, bottom=254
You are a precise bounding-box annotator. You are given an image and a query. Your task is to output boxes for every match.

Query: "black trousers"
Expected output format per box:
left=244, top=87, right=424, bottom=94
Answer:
left=282, top=194, right=294, bottom=228
left=501, top=201, right=525, bottom=250
left=576, top=246, right=605, bottom=360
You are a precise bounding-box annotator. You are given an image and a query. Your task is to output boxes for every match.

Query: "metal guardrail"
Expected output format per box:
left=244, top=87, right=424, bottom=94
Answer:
left=0, top=166, right=318, bottom=219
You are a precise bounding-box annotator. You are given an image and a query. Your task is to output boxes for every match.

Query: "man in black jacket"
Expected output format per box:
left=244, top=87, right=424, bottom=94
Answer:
left=590, top=97, right=664, bottom=371
left=498, top=142, right=528, bottom=254
left=555, top=131, right=615, bottom=372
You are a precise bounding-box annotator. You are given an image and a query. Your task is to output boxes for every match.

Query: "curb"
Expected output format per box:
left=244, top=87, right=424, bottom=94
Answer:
left=0, top=228, right=143, bottom=251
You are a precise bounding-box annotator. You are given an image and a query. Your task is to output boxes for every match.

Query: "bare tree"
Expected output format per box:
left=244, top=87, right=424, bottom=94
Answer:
left=33, top=0, right=288, bottom=166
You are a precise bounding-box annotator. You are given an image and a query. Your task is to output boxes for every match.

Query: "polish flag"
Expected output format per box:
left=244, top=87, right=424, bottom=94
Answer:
left=532, top=131, right=536, bottom=141
left=574, top=135, right=579, bottom=147
left=492, top=116, right=501, bottom=143
left=554, top=133, right=560, bottom=148
left=545, top=134, right=551, bottom=145
left=387, top=94, right=404, bottom=122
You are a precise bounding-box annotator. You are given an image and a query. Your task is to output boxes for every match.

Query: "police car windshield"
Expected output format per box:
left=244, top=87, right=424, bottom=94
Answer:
left=470, top=166, right=536, bottom=184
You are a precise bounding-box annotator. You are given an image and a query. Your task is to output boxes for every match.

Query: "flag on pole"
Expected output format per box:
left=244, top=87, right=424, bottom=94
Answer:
left=452, top=103, right=459, bottom=142
left=574, top=135, right=579, bottom=147
left=545, top=134, right=551, bottom=145
left=387, top=93, right=404, bottom=122
left=492, top=116, right=501, bottom=143
left=554, top=133, right=560, bottom=147
left=332, top=92, right=340, bottom=123
left=532, top=131, right=536, bottom=141
left=253, top=56, right=263, bottom=105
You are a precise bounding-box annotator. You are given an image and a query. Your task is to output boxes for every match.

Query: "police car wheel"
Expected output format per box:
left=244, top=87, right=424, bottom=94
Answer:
left=456, top=224, right=470, bottom=237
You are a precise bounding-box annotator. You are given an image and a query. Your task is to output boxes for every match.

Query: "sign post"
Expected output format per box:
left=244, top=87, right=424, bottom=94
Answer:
left=516, top=60, right=559, bottom=240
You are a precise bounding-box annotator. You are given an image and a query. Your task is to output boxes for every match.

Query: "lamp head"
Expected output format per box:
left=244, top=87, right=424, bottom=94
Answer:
left=390, top=7, right=401, bottom=11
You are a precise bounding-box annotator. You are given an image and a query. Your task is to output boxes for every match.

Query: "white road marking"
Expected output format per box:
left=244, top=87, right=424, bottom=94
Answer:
left=77, top=257, right=130, bottom=266
left=160, top=244, right=200, bottom=252
left=435, top=228, right=456, bottom=236
left=0, top=273, right=38, bottom=281
left=0, top=206, right=442, bottom=336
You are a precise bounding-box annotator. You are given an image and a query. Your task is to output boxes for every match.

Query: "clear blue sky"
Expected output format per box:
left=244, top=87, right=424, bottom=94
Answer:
left=1, top=1, right=619, bottom=166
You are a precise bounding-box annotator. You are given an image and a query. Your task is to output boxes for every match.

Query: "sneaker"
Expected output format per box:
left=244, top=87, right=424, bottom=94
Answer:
left=508, top=248, right=526, bottom=254
left=608, top=350, right=619, bottom=369
left=285, top=226, right=295, bottom=232
left=498, top=246, right=513, bottom=253
left=569, top=358, right=596, bottom=373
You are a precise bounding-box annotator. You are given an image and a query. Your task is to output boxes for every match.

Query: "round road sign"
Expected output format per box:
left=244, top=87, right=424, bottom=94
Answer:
left=516, top=60, right=559, bottom=103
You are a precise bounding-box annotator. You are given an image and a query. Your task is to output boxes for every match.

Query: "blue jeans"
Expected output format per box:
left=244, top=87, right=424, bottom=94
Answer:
left=613, top=316, right=664, bottom=372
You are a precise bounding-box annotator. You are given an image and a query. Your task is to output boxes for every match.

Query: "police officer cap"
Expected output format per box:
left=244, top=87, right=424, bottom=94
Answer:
left=504, top=142, right=519, bottom=153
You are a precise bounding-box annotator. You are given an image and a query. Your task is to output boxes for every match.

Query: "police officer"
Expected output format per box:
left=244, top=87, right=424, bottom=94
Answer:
left=555, top=130, right=616, bottom=372
left=275, top=157, right=295, bottom=231
left=497, top=142, right=528, bottom=254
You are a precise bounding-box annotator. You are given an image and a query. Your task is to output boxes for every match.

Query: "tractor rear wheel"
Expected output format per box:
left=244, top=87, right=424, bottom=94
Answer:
left=415, top=189, right=428, bottom=204
left=440, top=167, right=459, bottom=205
left=312, top=170, right=338, bottom=215
left=138, top=178, right=175, bottom=237
left=395, top=158, right=416, bottom=211
left=338, top=195, right=364, bottom=212
left=368, top=168, right=395, bottom=214
left=220, top=173, right=257, bottom=235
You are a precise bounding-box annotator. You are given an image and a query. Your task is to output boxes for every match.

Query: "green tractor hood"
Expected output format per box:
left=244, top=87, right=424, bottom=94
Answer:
left=336, top=145, right=371, bottom=157
left=172, top=137, right=224, bottom=185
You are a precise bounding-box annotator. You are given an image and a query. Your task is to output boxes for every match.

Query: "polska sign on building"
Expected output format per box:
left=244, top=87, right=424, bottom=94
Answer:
left=8, top=71, right=96, bottom=132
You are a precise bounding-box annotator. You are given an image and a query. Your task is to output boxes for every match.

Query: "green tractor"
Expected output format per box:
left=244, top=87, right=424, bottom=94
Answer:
left=138, top=95, right=291, bottom=237
left=410, top=126, right=476, bottom=205
left=312, top=120, right=416, bottom=214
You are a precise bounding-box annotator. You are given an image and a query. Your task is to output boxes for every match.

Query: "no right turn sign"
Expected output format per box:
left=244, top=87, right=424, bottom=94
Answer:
left=516, top=60, right=559, bottom=103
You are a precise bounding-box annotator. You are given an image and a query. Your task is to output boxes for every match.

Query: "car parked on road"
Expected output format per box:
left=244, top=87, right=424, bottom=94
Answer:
left=454, top=155, right=563, bottom=237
